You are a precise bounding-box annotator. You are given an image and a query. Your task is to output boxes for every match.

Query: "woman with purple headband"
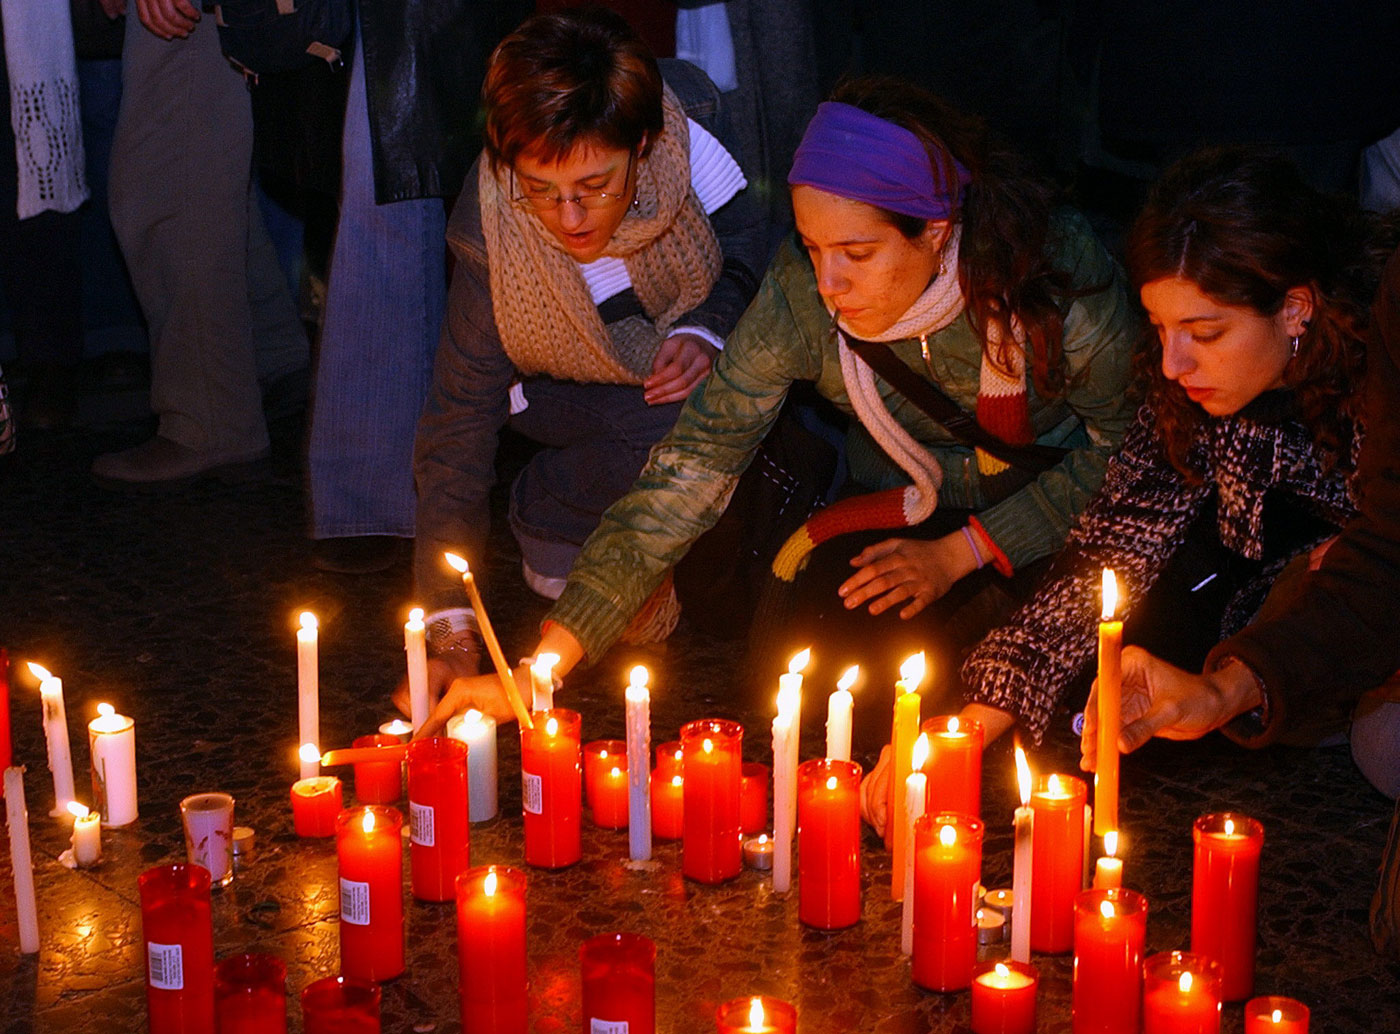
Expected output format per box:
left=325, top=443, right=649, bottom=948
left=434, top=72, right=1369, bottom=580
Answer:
left=413, top=78, right=1138, bottom=736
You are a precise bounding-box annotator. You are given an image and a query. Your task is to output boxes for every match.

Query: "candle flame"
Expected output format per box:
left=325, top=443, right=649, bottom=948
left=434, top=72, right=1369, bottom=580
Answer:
left=629, top=665, right=649, bottom=690
left=1048, top=773, right=1063, bottom=795
left=748, top=998, right=765, bottom=1027
left=703, top=738, right=714, bottom=754
left=757, top=834, right=768, bottom=845
left=534, top=653, right=559, bottom=678
left=382, top=719, right=412, bottom=735
left=899, top=652, right=926, bottom=692
left=299, top=611, right=318, bottom=631
left=788, top=648, right=811, bottom=675
left=1178, top=971, right=1193, bottom=994
left=1104, top=830, right=1119, bottom=858
left=939, top=824, right=957, bottom=846
left=1271, top=1009, right=1283, bottom=1023
left=673, top=748, right=683, bottom=763
left=1100, top=900, right=1116, bottom=919
left=27, top=662, right=53, bottom=681
left=610, top=766, right=622, bottom=779
left=837, top=665, right=859, bottom=693
left=1224, top=817, right=1235, bottom=836
left=407, top=606, right=424, bottom=625
left=671, top=774, right=683, bottom=788
left=911, top=732, right=930, bottom=772
left=1015, top=744, right=1032, bottom=806
left=1101, top=568, right=1119, bottom=621
left=300, top=742, right=321, bottom=764
left=995, top=962, right=1009, bottom=979
left=546, top=717, right=559, bottom=737
left=484, top=870, right=498, bottom=897
left=444, top=551, right=468, bottom=574
left=98, top=702, right=115, bottom=718
left=947, top=715, right=960, bottom=734
left=464, top=709, right=482, bottom=725
left=826, top=775, right=838, bottom=791
left=67, top=801, right=90, bottom=820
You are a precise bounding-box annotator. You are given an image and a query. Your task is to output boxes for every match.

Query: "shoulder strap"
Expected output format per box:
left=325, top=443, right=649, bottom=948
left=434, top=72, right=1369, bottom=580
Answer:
left=846, top=336, right=1066, bottom=475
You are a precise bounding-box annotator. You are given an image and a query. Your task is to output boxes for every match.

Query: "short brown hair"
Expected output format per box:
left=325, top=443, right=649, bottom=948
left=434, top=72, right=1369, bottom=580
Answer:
left=481, top=8, right=664, bottom=173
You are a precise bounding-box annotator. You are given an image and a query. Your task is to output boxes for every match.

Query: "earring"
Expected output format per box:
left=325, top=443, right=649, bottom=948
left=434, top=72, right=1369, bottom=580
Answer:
left=1290, top=335, right=1301, bottom=359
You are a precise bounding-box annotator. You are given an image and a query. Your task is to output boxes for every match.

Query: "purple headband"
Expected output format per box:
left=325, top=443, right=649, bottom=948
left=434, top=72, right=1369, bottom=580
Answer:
left=788, top=101, right=971, bottom=221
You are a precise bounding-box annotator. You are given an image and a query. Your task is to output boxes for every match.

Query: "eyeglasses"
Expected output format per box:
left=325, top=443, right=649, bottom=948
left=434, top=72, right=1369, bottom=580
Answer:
left=511, top=151, right=636, bottom=213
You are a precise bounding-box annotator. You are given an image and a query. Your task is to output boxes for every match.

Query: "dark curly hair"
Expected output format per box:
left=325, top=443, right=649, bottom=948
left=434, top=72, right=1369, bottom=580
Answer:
left=827, top=76, right=1078, bottom=397
left=1125, top=146, right=1390, bottom=480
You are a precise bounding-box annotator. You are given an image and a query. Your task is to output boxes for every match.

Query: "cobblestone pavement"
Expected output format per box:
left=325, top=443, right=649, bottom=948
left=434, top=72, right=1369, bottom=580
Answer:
left=1, top=417, right=1398, bottom=1033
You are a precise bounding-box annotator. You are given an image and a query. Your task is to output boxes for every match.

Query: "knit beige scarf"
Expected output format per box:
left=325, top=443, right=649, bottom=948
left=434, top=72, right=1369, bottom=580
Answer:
left=480, top=87, right=723, bottom=384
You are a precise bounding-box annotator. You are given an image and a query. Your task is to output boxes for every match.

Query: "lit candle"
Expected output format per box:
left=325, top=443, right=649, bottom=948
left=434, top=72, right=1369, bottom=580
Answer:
left=826, top=665, right=857, bottom=762
left=1011, top=745, right=1034, bottom=964
left=443, top=553, right=532, bottom=729
left=683, top=718, right=743, bottom=884
left=447, top=709, right=498, bottom=822
left=1029, top=772, right=1087, bottom=953
left=406, top=736, right=471, bottom=901
left=1072, top=888, right=1148, bottom=1033
left=295, top=613, right=320, bottom=780
left=68, top=800, right=102, bottom=867
left=1094, top=568, right=1122, bottom=835
left=715, top=996, right=797, bottom=1033
left=520, top=709, right=582, bottom=868
left=1244, top=996, right=1310, bottom=1034
left=970, top=960, right=1038, bottom=1034
left=652, top=771, right=684, bottom=841
left=87, top=701, right=138, bottom=826
left=740, top=762, right=769, bottom=834
left=530, top=652, right=558, bottom=713
left=655, top=741, right=683, bottom=777
left=743, top=834, right=774, bottom=870
left=912, top=813, right=984, bottom=992
left=290, top=775, right=342, bottom=837
left=349, top=734, right=403, bottom=804
left=1143, top=952, right=1223, bottom=1034
left=456, top=865, right=527, bottom=1033
left=581, top=932, right=656, bottom=1034
left=889, top=652, right=925, bottom=900
left=378, top=718, right=413, bottom=741
left=139, top=863, right=215, bottom=1033
left=1093, top=830, right=1123, bottom=890
left=922, top=713, right=983, bottom=818
left=300, top=976, right=381, bottom=1034
left=1192, top=812, right=1264, bottom=1001
left=625, top=665, right=652, bottom=861
left=798, top=758, right=862, bottom=930
left=584, top=739, right=625, bottom=816
left=404, top=607, right=429, bottom=734
left=337, top=806, right=405, bottom=982
left=4, top=766, right=40, bottom=952
left=27, top=662, right=75, bottom=815
left=772, top=649, right=807, bottom=894
left=901, top=733, right=930, bottom=954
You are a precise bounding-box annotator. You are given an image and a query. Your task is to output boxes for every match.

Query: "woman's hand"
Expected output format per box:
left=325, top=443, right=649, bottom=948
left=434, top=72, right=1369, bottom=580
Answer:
left=1080, top=647, right=1264, bottom=770
left=412, top=669, right=520, bottom=738
left=644, top=333, right=717, bottom=405
left=839, top=530, right=979, bottom=619
left=859, top=744, right=893, bottom=836
left=392, top=652, right=487, bottom=732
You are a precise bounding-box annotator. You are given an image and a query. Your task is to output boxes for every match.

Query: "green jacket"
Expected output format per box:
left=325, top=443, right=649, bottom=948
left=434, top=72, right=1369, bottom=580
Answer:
left=548, top=209, right=1139, bottom=662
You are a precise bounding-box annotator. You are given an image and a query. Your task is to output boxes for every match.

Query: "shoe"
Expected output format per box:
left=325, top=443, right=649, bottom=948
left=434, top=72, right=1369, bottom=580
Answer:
left=92, top=436, right=270, bottom=490
left=311, top=535, right=404, bottom=574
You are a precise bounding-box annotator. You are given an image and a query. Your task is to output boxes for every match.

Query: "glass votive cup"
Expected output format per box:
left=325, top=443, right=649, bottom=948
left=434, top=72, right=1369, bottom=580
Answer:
left=1143, top=950, right=1223, bottom=1034
left=180, top=792, right=235, bottom=886
left=715, top=995, right=797, bottom=1033
left=214, top=953, right=287, bottom=1033
left=351, top=734, right=402, bottom=804
left=970, top=960, right=1038, bottom=1034
left=581, top=932, right=655, bottom=1034
left=300, top=975, right=381, bottom=1034
left=1244, top=995, right=1310, bottom=1033
left=139, top=863, right=215, bottom=1034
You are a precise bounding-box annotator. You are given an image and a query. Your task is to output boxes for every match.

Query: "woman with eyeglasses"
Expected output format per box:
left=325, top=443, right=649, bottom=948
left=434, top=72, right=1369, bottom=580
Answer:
left=412, top=8, right=765, bottom=672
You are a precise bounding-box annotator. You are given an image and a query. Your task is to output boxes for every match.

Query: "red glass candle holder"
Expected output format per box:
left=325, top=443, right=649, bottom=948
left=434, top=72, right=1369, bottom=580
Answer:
left=336, top=805, right=404, bottom=982
left=215, top=953, right=287, bottom=1034
left=584, top=739, right=629, bottom=829
left=715, top=995, right=797, bottom=1033
left=139, top=863, right=215, bottom=1034
left=520, top=708, right=582, bottom=868
left=652, top=769, right=684, bottom=840
left=1029, top=772, right=1087, bottom=953
left=291, top=776, right=342, bottom=838
left=581, top=932, right=655, bottom=1034
left=301, top=976, right=381, bottom=1034
left=797, top=758, right=862, bottom=930
left=921, top=714, right=984, bottom=818
left=911, top=811, right=984, bottom=992
left=971, top=960, right=1038, bottom=1034
left=655, top=740, right=683, bottom=776
left=1072, top=887, right=1148, bottom=1033
left=352, top=734, right=402, bottom=804
left=1244, top=995, right=1310, bottom=1033
left=1192, top=812, right=1264, bottom=1001
left=1143, top=951, right=1223, bottom=1034
left=456, top=865, right=527, bottom=1034
left=741, top=762, right=769, bottom=834
left=406, top=736, right=470, bottom=901
left=681, top=718, right=743, bottom=884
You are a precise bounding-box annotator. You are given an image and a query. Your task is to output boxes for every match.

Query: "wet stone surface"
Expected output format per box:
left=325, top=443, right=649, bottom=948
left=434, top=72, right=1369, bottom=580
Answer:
left=2, top=425, right=1398, bottom=1032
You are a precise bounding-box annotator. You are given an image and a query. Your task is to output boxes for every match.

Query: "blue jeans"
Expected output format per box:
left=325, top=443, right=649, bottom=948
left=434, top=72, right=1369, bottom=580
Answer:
left=308, top=30, right=446, bottom=539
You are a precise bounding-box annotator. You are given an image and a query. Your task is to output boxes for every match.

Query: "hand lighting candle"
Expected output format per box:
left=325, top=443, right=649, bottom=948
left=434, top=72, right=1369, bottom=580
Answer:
left=798, top=758, right=862, bottom=930
left=520, top=709, right=582, bottom=868
left=683, top=718, right=743, bottom=884
left=68, top=800, right=102, bottom=866
left=889, top=652, right=925, bottom=899
left=1011, top=745, right=1034, bottom=964
left=923, top=713, right=983, bottom=818
left=900, top=733, right=930, bottom=955
left=139, top=863, right=215, bottom=1034
left=581, top=932, right=656, bottom=1034
left=625, top=665, right=652, bottom=860
left=971, top=960, right=1038, bottom=1034
left=407, top=736, right=471, bottom=901
left=1094, top=568, right=1122, bottom=835
left=741, top=762, right=769, bottom=834
left=337, top=805, right=405, bottom=982
left=404, top=607, right=429, bottom=734
left=826, top=665, right=858, bottom=762
left=715, top=996, right=797, bottom=1034
left=1244, top=996, right=1310, bottom=1033
left=443, top=553, right=532, bottom=729
left=771, top=649, right=807, bottom=894
left=4, top=766, right=40, bottom=953
left=1029, top=772, right=1087, bottom=953
left=28, top=662, right=75, bottom=815
left=88, top=701, right=138, bottom=826
left=456, top=865, right=527, bottom=1034
left=295, top=613, right=320, bottom=780
left=1072, top=887, right=1148, bottom=1033
left=447, top=709, right=498, bottom=821
left=1093, top=830, right=1123, bottom=890
left=530, top=652, right=558, bottom=713
left=1143, top=951, right=1223, bottom=1034
left=1192, top=812, right=1264, bottom=1001
left=912, top=813, right=984, bottom=992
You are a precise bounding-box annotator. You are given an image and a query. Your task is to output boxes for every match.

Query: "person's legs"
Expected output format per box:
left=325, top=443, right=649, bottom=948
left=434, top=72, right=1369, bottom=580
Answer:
left=1352, top=689, right=1400, bottom=799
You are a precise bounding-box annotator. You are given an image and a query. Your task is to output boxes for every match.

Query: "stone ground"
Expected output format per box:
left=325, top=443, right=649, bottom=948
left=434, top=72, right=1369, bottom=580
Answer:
left=1, top=397, right=1398, bottom=1033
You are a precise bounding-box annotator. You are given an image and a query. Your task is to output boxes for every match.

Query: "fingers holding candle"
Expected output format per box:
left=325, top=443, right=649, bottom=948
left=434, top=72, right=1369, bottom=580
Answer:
left=443, top=552, right=532, bottom=730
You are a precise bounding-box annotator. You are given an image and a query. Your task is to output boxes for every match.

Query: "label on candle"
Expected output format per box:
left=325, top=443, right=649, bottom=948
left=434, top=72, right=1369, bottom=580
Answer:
left=409, top=801, right=435, bottom=847
left=339, top=878, right=371, bottom=926
left=147, top=942, right=184, bottom=990
left=589, top=1021, right=628, bottom=1034
left=522, top=771, right=543, bottom=815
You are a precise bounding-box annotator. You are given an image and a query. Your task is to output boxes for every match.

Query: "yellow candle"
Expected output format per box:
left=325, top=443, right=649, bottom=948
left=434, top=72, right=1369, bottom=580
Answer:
left=443, top=552, right=532, bottom=730
left=889, top=652, right=925, bottom=900
left=1095, top=569, right=1122, bottom=835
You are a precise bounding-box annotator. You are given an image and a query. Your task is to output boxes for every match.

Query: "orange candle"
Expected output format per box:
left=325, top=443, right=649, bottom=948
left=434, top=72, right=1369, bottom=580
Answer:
left=584, top=739, right=628, bottom=828
left=1244, top=996, right=1309, bottom=1034
left=970, top=960, right=1038, bottom=1034
left=1072, top=887, right=1147, bottom=1033
left=651, top=771, right=684, bottom=840
left=1029, top=773, right=1086, bottom=953
left=406, top=736, right=471, bottom=901
left=1192, top=813, right=1264, bottom=1001
left=1094, top=568, right=1122, bottom=835
left=715, top=996, right=796, bottom=1033
left=1143, top=951, right=1222, bottom=1034
left=797, top=759, right=862, bottom=930
left=682, top=718, right=743, bottom=884
left=888, top=653, right=925, bottom=899
left=456, top=865, right=527, bottom=1034
left=911, top=812, right=983, bottom=992
left=922, top=714, right=983, bottom=818
left=336, top=806, right=404, bottom=982
left=520, top=709, right=582, bottom=868
left=290, top=776, right=342, bottom=838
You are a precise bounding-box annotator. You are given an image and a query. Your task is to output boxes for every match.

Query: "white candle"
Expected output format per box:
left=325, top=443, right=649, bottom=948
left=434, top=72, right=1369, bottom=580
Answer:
left=1011, top=744, right=1034, bottom=964
left=404, top=607, right=430, bottom=734
left=446, top=709, right=498, bottom=822
left=826, top=665, right=857, bottom=762
left=900, top=733, right=930, bottom=955
left=68, top=801, right=102, bottom=867
left=531, top=652, right=559, bottom=714
left=296, top=612, right=320, bottom=780
left=1082, top=802, right=1093, bottom=889
left=771, top=649, right=808, bottom=894
left=88, top=702, right=137, bottom=827
left=379, top=718, right=413, bottom=741
left=28, top=663, right=75, bottom=816
left=625, top=665, right=652, bottom=862
left=1094, top=829, right=1123, bottom=890
left=4, top=766, right=40, bottom=952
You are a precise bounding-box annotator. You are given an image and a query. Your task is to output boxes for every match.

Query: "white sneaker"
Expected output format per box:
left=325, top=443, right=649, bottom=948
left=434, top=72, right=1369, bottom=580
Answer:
left=522, top=559, right=568, bottom=601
